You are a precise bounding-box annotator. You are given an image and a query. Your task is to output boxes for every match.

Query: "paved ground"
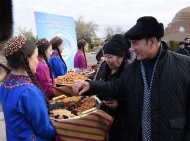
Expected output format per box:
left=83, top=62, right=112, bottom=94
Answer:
left=0, top=105, right=6, bottom=141
left=0, top=51, right=98, bottom=140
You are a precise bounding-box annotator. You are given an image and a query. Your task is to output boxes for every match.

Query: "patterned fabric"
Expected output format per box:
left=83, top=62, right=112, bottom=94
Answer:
left=3, top=36, right=27, bottom=57
left=3, top=74, right=34, bottom=89
left=36, top=38, right=50, bottom=46
left=52, top=110, right=113, bottom=141
left=141, top=46, right=163, bottom=141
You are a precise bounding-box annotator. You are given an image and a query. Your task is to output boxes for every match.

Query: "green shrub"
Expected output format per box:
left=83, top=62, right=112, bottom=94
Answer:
left=169, top=40, right=179, bottom=51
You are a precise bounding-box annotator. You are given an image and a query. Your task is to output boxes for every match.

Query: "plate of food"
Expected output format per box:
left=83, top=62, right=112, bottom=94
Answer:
left=49, top=95, right=102, bottom=121
left=81, top=70, right=95, bottom=75
left=55, top=72, right=88, bottom=86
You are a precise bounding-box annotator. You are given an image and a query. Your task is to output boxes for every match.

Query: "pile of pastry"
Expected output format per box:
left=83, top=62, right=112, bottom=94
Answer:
left=55, top=72, right=88, bottom=84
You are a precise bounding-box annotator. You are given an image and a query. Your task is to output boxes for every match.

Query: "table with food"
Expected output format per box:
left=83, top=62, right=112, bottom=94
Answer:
left=51, top=70, right=113, bottom=141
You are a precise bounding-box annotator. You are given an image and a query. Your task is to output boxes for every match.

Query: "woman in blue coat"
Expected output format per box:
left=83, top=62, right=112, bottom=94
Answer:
left=0, top=36, right=56, bottom=141
left=49, top=36, right=67, bottom=78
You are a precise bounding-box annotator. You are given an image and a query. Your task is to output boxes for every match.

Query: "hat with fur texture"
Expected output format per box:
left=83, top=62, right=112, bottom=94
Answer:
left=125, top=16, right=164, bottom=40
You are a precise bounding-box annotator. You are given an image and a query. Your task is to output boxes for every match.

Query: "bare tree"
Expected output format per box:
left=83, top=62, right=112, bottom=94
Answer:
left=0, top=28, right=37, bottom=51
left=104, top=26, right=125, bottom=39
left=17, top=27, right=38, bottom=43
left=75, top=16, right=98, bottom=42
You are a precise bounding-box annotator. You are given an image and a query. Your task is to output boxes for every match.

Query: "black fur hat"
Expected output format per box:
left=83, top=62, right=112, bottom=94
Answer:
left=179, top=41, right=186, bottom=45
left=0, top=0, right=13, bottom=41
left=125, top=16, right=164, bottom=40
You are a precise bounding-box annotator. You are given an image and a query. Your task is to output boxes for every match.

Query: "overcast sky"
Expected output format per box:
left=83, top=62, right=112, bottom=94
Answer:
left=13, top=0, right=190, bottom=38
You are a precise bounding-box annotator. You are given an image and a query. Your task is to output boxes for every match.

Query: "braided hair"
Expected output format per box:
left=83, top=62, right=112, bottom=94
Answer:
left=21, top=52, right=50, bottom=110
left=35, top=38, right=53, bottom=81
left=50, top=36, right=67, bottom=71
left=77, top=39, right=87, bottom=65
left=4, top=37, right=50, bottom=111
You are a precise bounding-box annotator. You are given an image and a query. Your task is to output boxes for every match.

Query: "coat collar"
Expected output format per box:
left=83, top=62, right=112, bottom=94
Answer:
left=3, top=74, right=33, bottom=89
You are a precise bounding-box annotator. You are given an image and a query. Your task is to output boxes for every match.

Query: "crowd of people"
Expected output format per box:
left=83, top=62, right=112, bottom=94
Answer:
left=0, top=16, right=190, bottom=141
left=72, top=16, right=190, bottom=141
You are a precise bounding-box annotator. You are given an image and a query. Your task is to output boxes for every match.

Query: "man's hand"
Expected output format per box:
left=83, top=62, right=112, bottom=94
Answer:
left=71, top=80, right=90, bottom=95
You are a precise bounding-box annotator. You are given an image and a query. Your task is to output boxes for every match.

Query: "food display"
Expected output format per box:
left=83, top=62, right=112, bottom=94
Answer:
left=75, top=67, right=95, bottom=75
left=55, top=72, right=88, bottom=85
left=67, top=66, right=96, bottom=75
left=49, top=96, right=101, bottom=120
left=50, top=95, right=113, bottom=141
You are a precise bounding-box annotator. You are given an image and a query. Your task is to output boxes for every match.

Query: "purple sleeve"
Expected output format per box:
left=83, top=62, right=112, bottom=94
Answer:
left=80, top=54, right=87, bottom=68
left=35, top=66, right=54, bottom=99
left=77, top=54, right=87, bottom=69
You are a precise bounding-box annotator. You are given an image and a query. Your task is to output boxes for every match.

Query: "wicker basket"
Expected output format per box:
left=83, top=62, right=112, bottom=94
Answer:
left=52, top=110, right=113, bottom=141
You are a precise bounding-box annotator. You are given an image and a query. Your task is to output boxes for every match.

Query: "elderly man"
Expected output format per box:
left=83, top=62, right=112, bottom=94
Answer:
left=72, top=16, right=190, bottom=141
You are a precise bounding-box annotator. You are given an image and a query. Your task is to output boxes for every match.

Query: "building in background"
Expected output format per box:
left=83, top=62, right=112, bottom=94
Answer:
left=163, top=6, right=190, bottom=42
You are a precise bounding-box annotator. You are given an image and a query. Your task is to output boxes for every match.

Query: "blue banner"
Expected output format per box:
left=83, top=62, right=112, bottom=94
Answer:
left=34, top=11, right=77, bottom=69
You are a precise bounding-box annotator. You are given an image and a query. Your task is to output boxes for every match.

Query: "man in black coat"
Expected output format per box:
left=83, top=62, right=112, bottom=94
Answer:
left=184, top=38, right=190, bottom=54
left=72, top=16, right=190, bottom=141
left=176, top=41, right=190, bottom=56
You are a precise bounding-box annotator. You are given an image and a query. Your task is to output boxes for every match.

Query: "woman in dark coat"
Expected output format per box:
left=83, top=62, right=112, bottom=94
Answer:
left=94, top=34, right=131, bottom=141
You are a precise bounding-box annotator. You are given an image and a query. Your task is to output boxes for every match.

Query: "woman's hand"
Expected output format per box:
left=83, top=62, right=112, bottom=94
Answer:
left=103, top=99, right=119, bottom=110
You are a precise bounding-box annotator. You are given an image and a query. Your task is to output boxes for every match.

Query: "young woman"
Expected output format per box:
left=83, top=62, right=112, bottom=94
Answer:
left=49, top=36, right=67, bottom=78
left=74, top=39, right=87, bottom=69
left=0, top=36, right=56, bottom=140
left=35, top=38, right=55, bottom=100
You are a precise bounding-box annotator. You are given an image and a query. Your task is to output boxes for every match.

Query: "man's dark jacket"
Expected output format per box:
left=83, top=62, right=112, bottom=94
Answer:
left=89, top=47, right=190, bottom=141
left=176, top=48, right=190, bottom=56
